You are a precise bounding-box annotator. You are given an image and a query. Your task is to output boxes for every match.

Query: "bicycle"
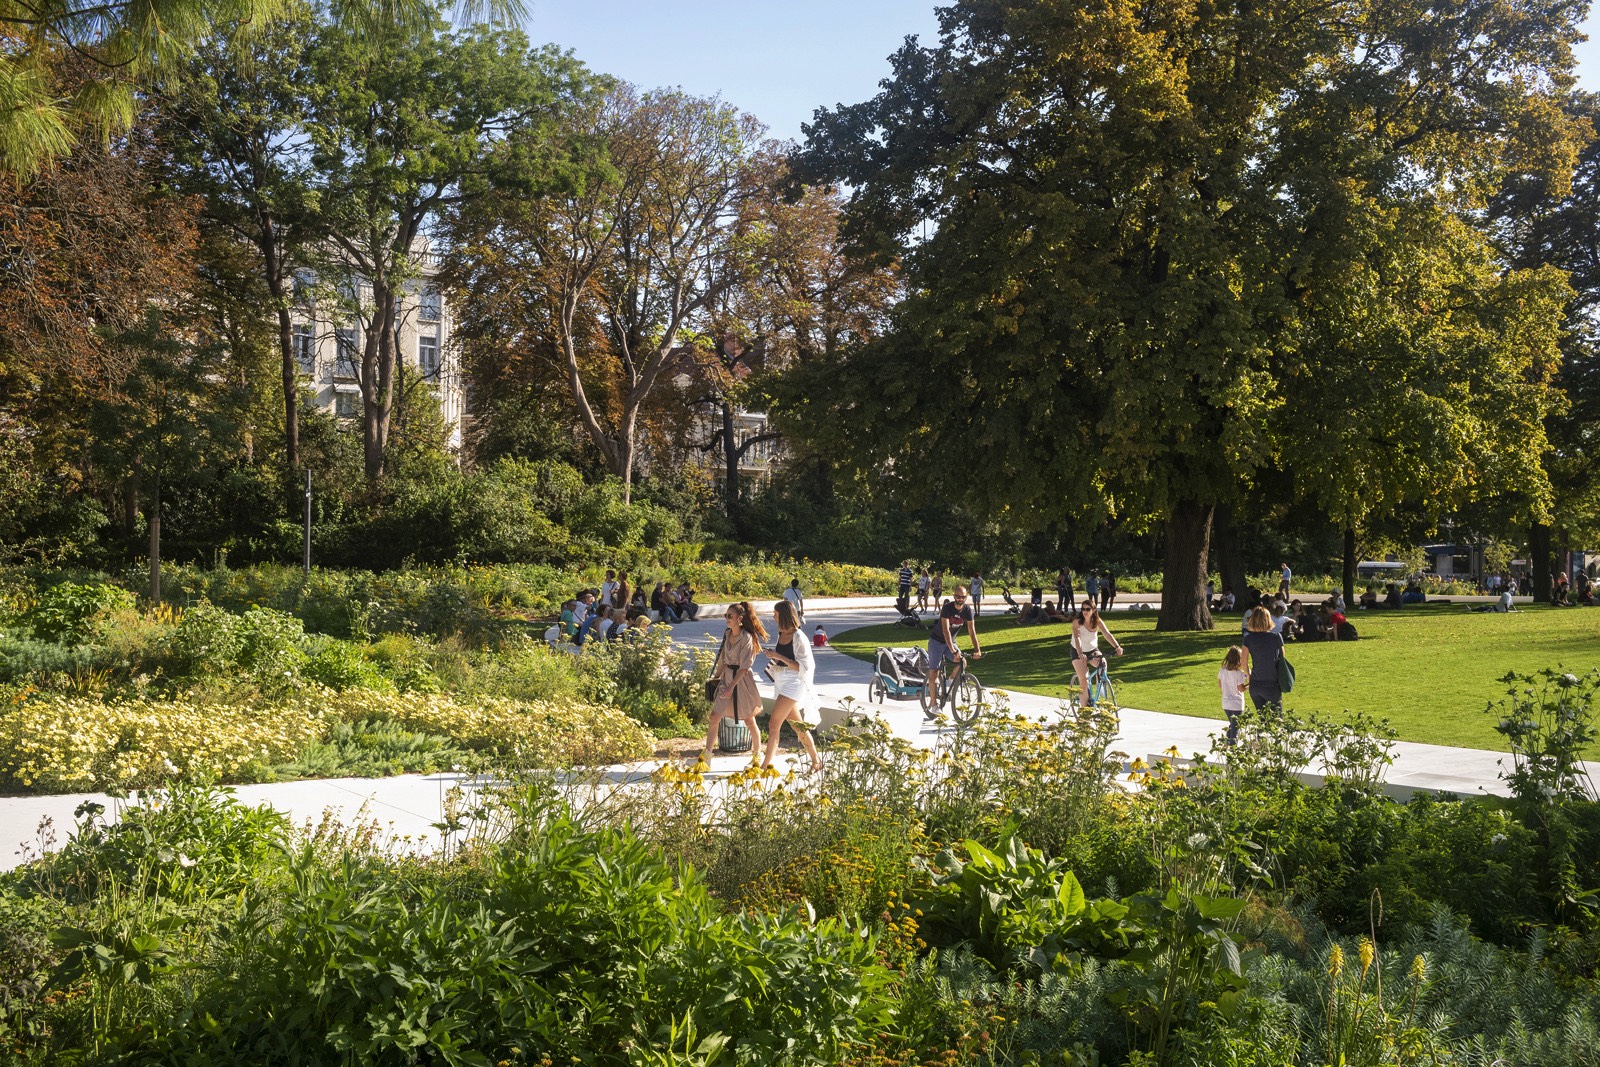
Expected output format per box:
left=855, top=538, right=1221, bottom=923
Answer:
left=1070, top=649, right=1119, bottom=712
left=920, top=650, right=986, bottom=725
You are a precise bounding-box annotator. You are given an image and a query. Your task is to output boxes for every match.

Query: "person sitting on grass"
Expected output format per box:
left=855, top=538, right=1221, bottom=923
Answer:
left=1359, top=585, right=1379, bottom=609
left=558, top=599, right=578, bottom=640
left=1383, top=583, right=1404, bottom=608
left=1475, top=588, right=1517, bottom=613
left=1578, top=572, right=1594, bottom=606
left=1043, top=600, right=1070, bottom=622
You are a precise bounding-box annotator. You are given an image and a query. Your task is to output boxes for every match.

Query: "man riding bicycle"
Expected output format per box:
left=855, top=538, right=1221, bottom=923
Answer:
left=926, top=584, right=982, bottom=716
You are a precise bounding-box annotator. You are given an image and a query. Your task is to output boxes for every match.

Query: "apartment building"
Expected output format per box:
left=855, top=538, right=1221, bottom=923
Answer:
left=289, top=248, right=464, bottom=449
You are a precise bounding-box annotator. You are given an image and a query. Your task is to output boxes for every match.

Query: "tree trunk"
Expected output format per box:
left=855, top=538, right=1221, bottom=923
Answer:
left=147, top=472, right=162, bottom=603
left=276, top=301, right=300, bottom=511
left=721, top=401, right=743, bottom=537
left=1342, top=526, right=1357, bottom=608
left=361, top=290, right=398, bottom=481
left=1157, top=499, right=1215, bottom=631
left=1530, top=522, right=1552, bottom=602
left=1211, top=502, right=1246, bottom=601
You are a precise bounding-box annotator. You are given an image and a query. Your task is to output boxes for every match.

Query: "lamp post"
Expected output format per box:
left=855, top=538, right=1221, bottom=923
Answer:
left=302, top=468, right=312, bottom=575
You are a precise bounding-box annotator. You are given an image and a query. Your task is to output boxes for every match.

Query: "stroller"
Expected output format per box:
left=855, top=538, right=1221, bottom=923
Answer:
left=868, top=646, right=928, bottom=704
left=894, top=593, right=922, bottom=628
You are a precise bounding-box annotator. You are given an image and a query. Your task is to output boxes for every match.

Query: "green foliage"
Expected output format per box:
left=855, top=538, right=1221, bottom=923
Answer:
left=274, top=717, right=464, bottom=780
left=160, top=794, right=889, bottom=1065
left=23, top=582, right=135, bottom=643
left=914, top=835, right=1137, bottom=974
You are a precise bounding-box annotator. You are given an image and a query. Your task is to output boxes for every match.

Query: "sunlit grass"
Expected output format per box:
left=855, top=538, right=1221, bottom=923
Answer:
left=832, top=604, right=1600, bottom=752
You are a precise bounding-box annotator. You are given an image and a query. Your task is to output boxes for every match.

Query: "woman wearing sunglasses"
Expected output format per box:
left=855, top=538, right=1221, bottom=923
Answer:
left=702, top=600, right=766, bottom=761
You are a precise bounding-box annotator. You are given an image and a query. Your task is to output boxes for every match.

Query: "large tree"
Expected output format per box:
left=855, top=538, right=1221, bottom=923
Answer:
left=793, top=0, right=1584, bottom=629
left=160, top=7, right=320, bottom=512
left=447, top=83, right=764, bottom=502
left=304, top=14, right=585, bottom=481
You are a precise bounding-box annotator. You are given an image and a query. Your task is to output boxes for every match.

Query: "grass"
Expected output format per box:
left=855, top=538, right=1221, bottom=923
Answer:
left=831, top=604, right=1600, bottom=752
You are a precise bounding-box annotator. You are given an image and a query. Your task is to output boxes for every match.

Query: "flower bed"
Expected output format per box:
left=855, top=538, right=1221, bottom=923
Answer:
left=0, top=687, right=652, bottom=794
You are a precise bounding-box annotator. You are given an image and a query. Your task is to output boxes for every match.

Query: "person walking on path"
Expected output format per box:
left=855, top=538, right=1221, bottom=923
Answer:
left=897, top=561, right=914, bottom=602
left=1056, top=567, right=1074, bottom=612
left=1218, top=646, right=1249, bottom=745
left=1070, top=602, right=1123, bottom=708
left=761, top=600, right=823, bottom=773
left=917, top=568, right=931, bottom=612
left=1101, top=571, right=1117, bottom=611
left=925, top=585, right=981, bottom=714
left=931, top=571, right=944, bottom=605
left=703, top=601, right=765, bottom=761
left=1084, top=571, right=1100, bottom=609
left=1240, top=605, right=1286, bottom=712
left=1278, top=562, right=1292, bottom=600
left=970, top=572, right=985, bottom=615
left=783, top=578, right=806, bottom=625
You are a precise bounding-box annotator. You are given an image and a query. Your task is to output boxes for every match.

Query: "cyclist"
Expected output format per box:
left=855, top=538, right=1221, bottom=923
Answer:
left=1071, top=602, right=1123, bottom=707
left=926, top=584, right=982, bottom=716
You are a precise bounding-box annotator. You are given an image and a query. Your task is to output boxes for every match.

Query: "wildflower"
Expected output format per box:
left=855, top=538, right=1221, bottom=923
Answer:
left=1328, top=943, right=1345, bottom=977
left=1358, top=937, right=1374, bottom=977
left=1409, top=953, right=1427, bottom=980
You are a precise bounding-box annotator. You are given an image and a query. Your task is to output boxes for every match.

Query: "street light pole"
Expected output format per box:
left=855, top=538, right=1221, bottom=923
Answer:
left=303, top=467, right=312, bottom=575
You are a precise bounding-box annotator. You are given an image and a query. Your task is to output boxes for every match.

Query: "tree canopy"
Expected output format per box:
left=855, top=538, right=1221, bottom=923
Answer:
left=792, top=0, right=1586, bottom=628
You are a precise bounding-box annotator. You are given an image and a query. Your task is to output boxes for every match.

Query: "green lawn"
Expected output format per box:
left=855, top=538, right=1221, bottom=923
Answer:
left=832, top=605, right=1600, bottom=752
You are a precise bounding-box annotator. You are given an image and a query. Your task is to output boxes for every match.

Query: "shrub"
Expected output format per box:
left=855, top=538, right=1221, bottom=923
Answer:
left=300, top=639, right=393, bottom=692
left=163, top=797, right=890, bottom=1065
left=23, top=581, right=134, bottom=642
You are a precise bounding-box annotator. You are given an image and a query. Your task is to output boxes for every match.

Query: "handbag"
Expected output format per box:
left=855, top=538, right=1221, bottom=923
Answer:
left=1277, top=652, right=1296, bottom=693
left=704, top=631, right=730, bottom=703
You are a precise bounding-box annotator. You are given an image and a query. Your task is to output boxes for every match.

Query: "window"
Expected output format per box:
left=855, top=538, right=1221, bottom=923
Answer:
left=335, top=328, right=360, bottom=380
left=419, top=287, right=442, bottom=323
left=418, top=333, right=440, bottom=378
left=292, top=271, right=316, bottom=306
left=335, top=391, right=360, bottom=418
left=292, top=324, right=315, bottom=373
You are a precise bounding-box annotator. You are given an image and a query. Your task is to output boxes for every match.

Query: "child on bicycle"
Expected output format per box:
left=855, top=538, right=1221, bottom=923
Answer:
left=1071, top=603, right=1123, bottom=707
left=926, top=584, right=982, bottom=716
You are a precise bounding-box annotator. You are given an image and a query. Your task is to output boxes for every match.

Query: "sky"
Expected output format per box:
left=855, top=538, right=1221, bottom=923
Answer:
left=524, top=1, right=1600, bottom=145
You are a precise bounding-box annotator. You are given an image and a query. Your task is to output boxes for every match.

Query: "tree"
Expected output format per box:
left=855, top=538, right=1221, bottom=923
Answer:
left=160, top=7, right=321, bottom=512
left=0, top=0, right=525, bottom=177
left=793, top=0, right=1584, bottom=629
left=695, top=166, right=898, bottom=534
left=304, top=14, right=586, bottom=481
left=89, top=313, right=235, bottom=600
left=1492, top=93, right=1600, bottom=601
left=447, top=83, right=764, bottom=502
left=0, top=104, right=200, bottom=555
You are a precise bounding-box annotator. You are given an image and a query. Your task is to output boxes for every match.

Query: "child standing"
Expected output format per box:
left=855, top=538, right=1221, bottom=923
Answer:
left=1218, top=646, right=1249, bottom=745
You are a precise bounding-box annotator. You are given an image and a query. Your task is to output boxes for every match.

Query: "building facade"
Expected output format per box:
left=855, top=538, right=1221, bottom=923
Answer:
left=289, top=248, right=464, bottom=449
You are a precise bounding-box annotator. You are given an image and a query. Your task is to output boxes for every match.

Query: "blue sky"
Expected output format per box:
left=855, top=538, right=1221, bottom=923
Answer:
left=525, top=1, right=1600, bottom=144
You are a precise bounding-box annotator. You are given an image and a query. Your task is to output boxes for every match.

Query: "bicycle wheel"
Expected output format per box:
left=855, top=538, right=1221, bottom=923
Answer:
left=919, top=677, right=937, bottom=716
left=869, top=677, right=885, bottom=704
left=950, top=674, right=985, bottom=726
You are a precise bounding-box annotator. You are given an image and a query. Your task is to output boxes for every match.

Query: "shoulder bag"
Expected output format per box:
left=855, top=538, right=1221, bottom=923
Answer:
left=704, top=631, right=730, bottom=703
left=1276, top=649, right=1296, bottom=693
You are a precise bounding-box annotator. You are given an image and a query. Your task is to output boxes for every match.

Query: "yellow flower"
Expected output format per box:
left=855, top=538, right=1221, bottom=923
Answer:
left=1358, top=937, right=1375, bottom=977
left=1328, top=944, right=1345, bottom=978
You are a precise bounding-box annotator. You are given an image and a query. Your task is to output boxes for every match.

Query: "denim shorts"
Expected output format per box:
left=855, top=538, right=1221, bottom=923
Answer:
left=926, top=639, right=956, bottom=670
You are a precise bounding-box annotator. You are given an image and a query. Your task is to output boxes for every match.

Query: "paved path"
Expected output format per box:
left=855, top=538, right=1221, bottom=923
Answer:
left=0, top=596, right=1569, bottom=872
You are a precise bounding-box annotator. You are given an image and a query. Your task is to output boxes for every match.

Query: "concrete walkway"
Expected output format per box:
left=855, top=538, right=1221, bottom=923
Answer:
left=0, top=596, right=1567, bottom=872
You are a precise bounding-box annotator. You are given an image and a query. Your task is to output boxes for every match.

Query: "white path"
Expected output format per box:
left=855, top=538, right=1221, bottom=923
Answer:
left=0, top=595, right=1577, bottom=873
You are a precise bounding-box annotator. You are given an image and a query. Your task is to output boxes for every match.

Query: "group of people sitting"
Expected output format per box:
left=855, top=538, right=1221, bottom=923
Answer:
left=1235, top=593, right=1358, bottom=642
left=550, top=570, right=703, bottom=647
left=1552, top=570, right=1596, bottom=606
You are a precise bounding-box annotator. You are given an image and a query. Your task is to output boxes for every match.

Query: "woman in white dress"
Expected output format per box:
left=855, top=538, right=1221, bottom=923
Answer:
left=761, top=599, right=823, bottom=773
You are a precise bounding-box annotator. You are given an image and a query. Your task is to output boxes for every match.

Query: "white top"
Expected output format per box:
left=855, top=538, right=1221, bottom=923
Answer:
left=783, top=587, right=804, bottom=613
left=573, top=601, right=589, bottom=625
left=1072, top=621, right=1100, bottom=654
left=600, top=580, right=617, bottom=605
left=1219, top=667, right=1248, bottom=712
left=918, top=574, right=930, bottom=592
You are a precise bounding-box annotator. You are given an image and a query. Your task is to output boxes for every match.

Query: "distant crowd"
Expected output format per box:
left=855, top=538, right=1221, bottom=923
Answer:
left=551, top=569, right=704, bottom=646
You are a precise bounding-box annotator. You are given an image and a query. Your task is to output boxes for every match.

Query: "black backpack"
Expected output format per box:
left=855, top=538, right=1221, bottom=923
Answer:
left=1337, top=621, right=1359, bottom=641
